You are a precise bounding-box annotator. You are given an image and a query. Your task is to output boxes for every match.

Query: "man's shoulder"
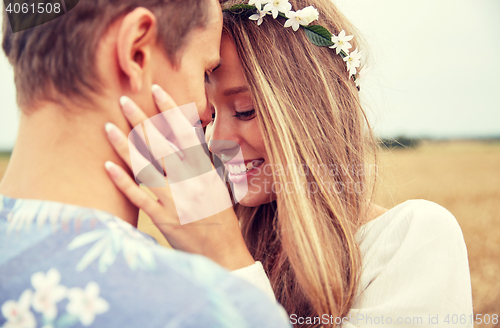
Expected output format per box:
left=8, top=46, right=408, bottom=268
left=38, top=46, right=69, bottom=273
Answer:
left=0, top=196, right=291, bottom=327
left=0, top=194, right=230, bottom=291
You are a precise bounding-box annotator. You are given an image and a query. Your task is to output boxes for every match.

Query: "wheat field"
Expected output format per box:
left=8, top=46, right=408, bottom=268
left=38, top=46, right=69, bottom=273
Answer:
left=373, top=141, right=500, bottom=325
left=1, top=141, right=499, bottom=323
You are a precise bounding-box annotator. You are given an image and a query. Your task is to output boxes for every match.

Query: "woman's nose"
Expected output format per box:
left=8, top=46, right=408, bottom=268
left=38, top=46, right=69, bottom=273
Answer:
left=208, top=116, right=242, bottom=163
left=208, top=139, right=241, bottom=163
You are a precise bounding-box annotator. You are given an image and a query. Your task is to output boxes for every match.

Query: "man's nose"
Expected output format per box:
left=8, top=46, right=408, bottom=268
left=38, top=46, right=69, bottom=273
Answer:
left=198, top=106, right=212, bottom=128
left=198, top=92, right=213, bottom=128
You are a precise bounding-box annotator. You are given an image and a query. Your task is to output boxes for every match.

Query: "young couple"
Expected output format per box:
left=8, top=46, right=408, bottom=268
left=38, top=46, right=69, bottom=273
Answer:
left=0, top=0, right=472, bottom=327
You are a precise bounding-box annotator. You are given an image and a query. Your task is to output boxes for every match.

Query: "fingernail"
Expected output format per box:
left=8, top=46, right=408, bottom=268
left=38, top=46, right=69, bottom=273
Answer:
left=105, top=161, right=122, bottom=179
left=105, top=123, right=121, bottom=143
left=152, top=84, right=169, bottom=104
left=120, top=96, right=135, bottom=115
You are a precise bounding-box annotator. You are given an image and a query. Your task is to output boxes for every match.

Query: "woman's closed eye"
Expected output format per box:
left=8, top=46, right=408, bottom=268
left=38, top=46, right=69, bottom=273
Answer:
left=210, top=109, right=256, bottom=122
left=233, top=109, right=256, bottom=121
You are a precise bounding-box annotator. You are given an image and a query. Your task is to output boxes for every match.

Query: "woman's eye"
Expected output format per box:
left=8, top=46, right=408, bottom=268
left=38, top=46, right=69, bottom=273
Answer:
left=233, top=109, right=256, bottom=121
left=204, top=72, right=211, bottom=84
left=211, top=112, right=216, bottom=122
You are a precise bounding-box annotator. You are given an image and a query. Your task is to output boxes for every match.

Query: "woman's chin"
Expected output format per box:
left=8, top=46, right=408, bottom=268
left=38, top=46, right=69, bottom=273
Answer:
left=236, top=192, right=275, bottom=208
left=237, top=198, right=261, bottom=207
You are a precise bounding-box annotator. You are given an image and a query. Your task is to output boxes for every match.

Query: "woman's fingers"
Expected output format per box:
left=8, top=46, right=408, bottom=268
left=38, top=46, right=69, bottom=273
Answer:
left=105, top=160, right=181, bottom=229
left=105, top=122, right=154, bottom=177
left=105, top=122, right=177, bottom=204
left=120, top=96, right=182, bottom=163
left=152, top=84, right=177, bottom=112
left=104, top=161, right=163, bottom=218
left=151, top=85, right=201, bottom=148
left=119, top=96, right=150, bottom=130
left=105, top=123, right=132, bottom=168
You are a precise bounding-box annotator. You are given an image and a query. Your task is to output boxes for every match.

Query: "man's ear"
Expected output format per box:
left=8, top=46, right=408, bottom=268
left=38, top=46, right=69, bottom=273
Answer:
left=117, top=8, right=157, bottom=93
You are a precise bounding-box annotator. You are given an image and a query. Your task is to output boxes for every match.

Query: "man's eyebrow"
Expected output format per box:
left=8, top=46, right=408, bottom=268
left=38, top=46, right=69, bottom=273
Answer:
left=223, top=86, right=250, bottom=97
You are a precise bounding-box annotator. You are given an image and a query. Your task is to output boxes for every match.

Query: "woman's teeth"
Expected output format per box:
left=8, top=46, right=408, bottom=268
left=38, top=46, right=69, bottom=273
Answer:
left=227, top=159, right=264, bottom=175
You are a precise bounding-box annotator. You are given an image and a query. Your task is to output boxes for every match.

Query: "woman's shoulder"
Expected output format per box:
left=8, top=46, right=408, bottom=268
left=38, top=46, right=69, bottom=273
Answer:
left=359, top=199, right=461, bottom=235
left=356, top=199, right=466, bottom=256
left=352, top=200, right=472, bottom=317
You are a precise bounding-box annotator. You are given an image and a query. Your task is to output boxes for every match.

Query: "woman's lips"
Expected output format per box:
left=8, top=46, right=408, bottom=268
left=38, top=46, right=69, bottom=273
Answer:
left=226, top=159, right=265, bottom=184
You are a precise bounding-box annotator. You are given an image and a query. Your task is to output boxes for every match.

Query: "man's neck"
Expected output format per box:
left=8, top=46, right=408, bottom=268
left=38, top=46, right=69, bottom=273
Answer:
left=0, top=99, right=139, bottom=226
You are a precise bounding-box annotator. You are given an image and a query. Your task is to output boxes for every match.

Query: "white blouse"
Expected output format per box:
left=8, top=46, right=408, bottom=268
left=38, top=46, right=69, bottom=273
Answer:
left=232, top=200, right=473, bottom=327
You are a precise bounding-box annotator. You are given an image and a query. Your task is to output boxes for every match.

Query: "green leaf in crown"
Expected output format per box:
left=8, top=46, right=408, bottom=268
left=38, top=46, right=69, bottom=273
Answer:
left=225, top=4, right=257, bottom=12
left=303, top=25, right=334, bottom=47
left=223, top=0, right=364, bottom=83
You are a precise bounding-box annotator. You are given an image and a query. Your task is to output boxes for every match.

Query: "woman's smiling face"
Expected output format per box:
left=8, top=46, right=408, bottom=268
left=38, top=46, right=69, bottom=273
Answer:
left=205, top=35, right=275, bottom=207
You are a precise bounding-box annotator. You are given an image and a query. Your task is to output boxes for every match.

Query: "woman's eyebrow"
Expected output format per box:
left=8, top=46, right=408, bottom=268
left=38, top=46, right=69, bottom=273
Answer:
left=223, top=86, right=249, bottom=97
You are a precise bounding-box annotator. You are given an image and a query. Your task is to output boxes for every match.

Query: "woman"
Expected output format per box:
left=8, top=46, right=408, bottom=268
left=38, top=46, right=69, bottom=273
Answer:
left=104, top=0, right=473, bottom=326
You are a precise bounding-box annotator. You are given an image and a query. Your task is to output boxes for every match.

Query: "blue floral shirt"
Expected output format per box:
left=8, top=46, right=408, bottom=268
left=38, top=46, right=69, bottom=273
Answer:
left=0, top=195, right=290, bottom=328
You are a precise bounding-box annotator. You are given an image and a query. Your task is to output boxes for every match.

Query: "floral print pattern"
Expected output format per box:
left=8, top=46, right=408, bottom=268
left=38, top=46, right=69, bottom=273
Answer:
left=1, top=195, right=157, bottom=273
left=31, top=269, right=67, bottom=321
left=66, top=282, right=109, bottom=326
left=67, top=219, right=156, bottom=273
left=0, top=194, right=291, bottom=328
left=1, top=290, right=36, bottom=328
left=1, top=269, right=108, bottom=328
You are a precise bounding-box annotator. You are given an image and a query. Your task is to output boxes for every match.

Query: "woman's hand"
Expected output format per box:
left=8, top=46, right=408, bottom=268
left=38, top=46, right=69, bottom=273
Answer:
left=104, top=85, right=254, bottom=270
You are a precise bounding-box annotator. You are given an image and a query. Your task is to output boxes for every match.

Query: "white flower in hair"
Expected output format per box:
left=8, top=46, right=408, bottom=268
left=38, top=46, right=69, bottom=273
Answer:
left=343, top=48, right=362, bottom=75
left=232, top=0, right=363, bottom=85
left=284, top=6, right=319, bottom=31
left=248, top=0, right=269, bottom=11
left=249, top=7, right=270, bottom=25
left=263, top=0, right=292, bottom=19
left=330, top=30, right=353, bottom=55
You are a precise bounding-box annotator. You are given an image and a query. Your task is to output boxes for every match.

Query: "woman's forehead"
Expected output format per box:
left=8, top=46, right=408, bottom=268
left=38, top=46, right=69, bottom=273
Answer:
left=211, top=37, right=248, bottom=87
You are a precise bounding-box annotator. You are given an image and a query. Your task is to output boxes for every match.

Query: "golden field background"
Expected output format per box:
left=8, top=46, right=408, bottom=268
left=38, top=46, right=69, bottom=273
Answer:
left=1, top=140, right=499, bottom=324
left=373, top=140, right=500, bottom=326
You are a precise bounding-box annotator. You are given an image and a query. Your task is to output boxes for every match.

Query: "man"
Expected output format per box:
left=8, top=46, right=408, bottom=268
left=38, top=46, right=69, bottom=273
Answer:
left=0, top=1, right=290, bottom=327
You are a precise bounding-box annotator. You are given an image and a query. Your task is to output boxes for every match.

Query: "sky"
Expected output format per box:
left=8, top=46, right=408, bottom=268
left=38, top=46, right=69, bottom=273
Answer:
left=1, top=0, right=499, bottom=150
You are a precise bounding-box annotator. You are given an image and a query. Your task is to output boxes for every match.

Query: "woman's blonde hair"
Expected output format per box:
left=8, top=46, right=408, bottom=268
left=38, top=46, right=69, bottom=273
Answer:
left=221, top=0, right=377, bottom=325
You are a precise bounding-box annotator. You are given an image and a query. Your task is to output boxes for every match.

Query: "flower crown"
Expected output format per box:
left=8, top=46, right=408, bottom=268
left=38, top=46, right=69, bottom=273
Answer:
left=224, top=0, right=363, bottom=89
